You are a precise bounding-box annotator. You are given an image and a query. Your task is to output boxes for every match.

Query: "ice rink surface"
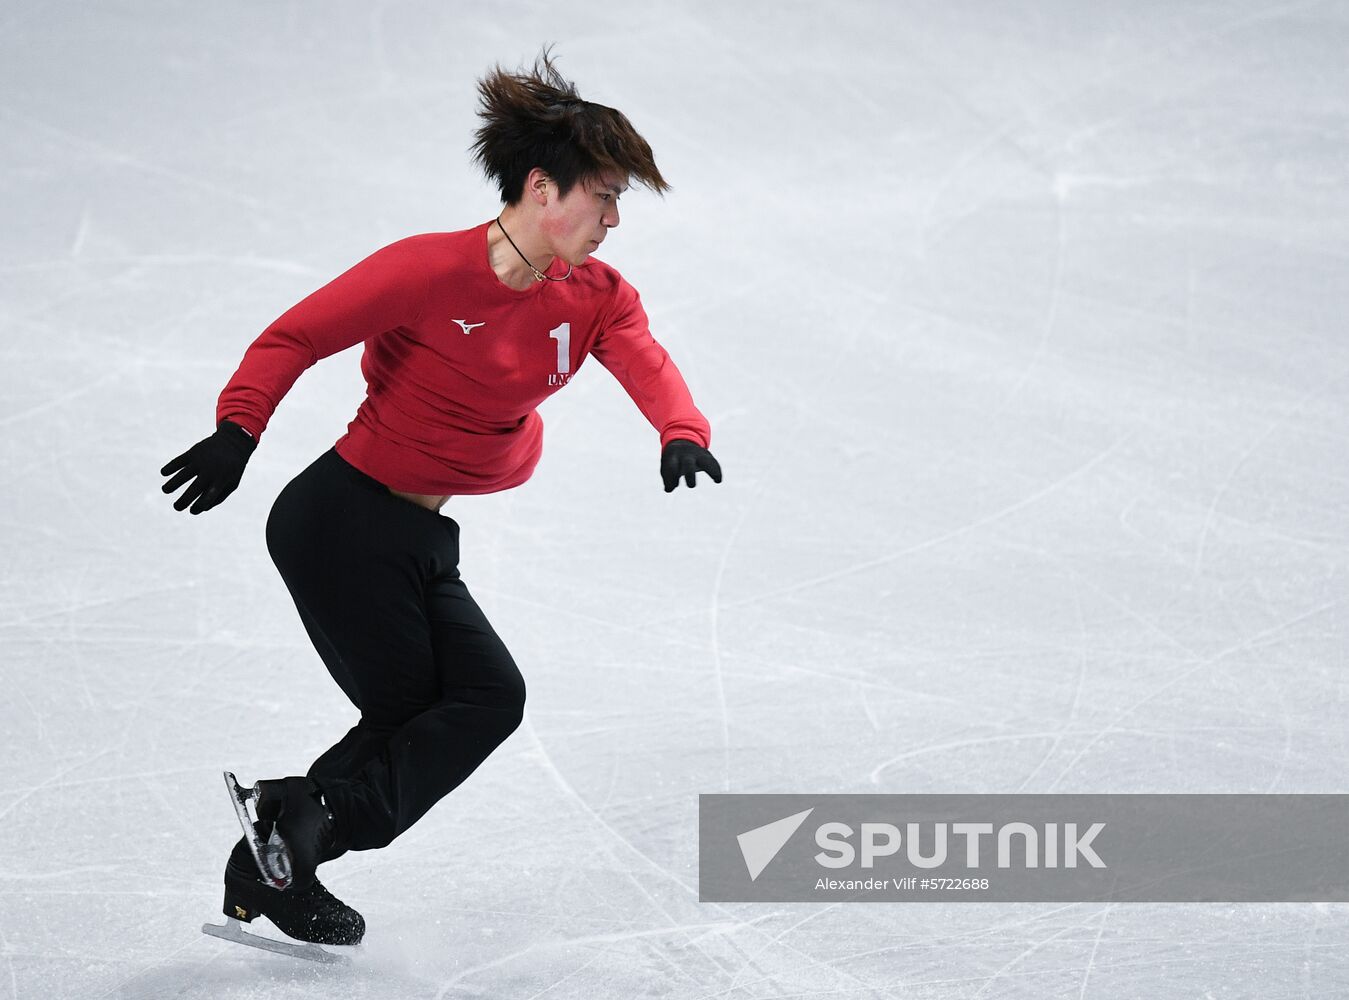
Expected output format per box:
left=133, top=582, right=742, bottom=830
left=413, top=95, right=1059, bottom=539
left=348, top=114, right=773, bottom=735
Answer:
left=3, top=1, right=1348, bottom=996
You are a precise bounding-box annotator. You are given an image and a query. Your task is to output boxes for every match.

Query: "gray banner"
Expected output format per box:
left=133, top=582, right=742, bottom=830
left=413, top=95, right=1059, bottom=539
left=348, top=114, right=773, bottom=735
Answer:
left=699, top=794, right=1349, bottom=902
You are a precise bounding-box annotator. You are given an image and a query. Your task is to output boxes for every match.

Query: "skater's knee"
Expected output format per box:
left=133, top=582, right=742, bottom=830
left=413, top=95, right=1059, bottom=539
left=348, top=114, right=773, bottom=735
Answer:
left=510, top=667, right=526, bottom=709
left=498, top=669, right=526, bottom=734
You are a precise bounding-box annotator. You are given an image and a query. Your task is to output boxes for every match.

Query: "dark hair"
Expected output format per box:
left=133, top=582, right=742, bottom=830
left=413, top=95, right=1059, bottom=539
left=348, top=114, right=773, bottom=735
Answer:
left=470, top=48, right=670, bottom=205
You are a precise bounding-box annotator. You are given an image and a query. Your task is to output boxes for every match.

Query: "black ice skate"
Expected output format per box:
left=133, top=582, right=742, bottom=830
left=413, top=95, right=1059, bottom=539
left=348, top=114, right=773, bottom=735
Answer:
left=203, top=774, right=361, bottom=962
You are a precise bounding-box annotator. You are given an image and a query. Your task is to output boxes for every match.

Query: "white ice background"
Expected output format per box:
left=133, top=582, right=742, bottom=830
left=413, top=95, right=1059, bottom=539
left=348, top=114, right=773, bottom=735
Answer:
left=2, top=1, right=1348, bottom=997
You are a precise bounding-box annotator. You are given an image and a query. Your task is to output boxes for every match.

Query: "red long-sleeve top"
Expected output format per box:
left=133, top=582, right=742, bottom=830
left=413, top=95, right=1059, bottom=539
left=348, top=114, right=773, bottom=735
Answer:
left=216, top=222, right=711, bottom=495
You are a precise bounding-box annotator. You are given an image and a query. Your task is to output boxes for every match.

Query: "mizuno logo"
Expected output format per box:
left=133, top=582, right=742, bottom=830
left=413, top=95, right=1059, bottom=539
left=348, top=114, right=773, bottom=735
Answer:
left=452, top=319, right=486, bottom=335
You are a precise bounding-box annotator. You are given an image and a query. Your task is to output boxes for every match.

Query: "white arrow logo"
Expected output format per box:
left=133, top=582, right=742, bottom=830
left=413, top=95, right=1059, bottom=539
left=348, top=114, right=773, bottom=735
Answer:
left=453, top=319, right=486, bottom=335
left=737, top=808, right=814, bottom=881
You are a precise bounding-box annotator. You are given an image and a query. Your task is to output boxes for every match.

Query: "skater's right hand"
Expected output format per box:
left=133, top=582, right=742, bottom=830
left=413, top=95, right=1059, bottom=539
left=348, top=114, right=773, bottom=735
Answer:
left=160, top=420, right=257, bottom=514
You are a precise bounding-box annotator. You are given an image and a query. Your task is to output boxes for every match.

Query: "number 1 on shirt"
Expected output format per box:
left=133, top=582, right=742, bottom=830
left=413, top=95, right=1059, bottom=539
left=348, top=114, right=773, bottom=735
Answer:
left=549, top=323, right=571, bottom=374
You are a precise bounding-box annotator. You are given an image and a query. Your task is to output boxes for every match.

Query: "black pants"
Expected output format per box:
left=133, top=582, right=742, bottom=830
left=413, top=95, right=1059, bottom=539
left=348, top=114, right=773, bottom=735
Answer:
left=265, top=449, right=525, bottom=855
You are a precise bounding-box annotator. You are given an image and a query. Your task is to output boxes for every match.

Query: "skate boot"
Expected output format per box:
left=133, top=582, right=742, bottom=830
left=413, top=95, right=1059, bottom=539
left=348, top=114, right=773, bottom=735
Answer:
left=223, top=828, right=365, bottom=946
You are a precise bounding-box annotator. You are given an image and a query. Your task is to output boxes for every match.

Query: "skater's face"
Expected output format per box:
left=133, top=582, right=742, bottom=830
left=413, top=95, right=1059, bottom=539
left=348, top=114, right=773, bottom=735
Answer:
left=540, top=169, right=626, bottom=266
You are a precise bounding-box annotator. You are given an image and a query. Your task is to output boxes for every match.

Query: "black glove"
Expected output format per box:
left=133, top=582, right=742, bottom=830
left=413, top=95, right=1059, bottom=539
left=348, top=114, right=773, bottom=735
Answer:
left=660, top=439, right=722, bottom=493
left=160, top=420, right=257, bottom=514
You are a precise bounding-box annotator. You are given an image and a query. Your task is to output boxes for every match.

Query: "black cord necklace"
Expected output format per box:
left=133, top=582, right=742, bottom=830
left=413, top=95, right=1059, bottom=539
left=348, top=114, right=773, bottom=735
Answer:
left=495, top=217, right=573, bottom=282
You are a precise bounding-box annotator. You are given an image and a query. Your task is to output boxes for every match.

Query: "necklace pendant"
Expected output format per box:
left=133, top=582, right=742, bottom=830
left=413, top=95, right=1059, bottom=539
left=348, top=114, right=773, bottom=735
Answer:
left=496, top=217, right=573, bottom=284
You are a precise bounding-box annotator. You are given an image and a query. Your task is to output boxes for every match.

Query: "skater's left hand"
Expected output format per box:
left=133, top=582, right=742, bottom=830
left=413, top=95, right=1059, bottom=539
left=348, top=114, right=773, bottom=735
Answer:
left=661, top=439, right=722, bottom=493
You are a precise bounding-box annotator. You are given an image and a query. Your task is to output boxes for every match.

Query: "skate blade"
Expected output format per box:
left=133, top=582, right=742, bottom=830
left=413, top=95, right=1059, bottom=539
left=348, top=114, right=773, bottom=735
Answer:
left=223, top=770, right=293, bottom=890
left=202, top=918, right=349, bottom=965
